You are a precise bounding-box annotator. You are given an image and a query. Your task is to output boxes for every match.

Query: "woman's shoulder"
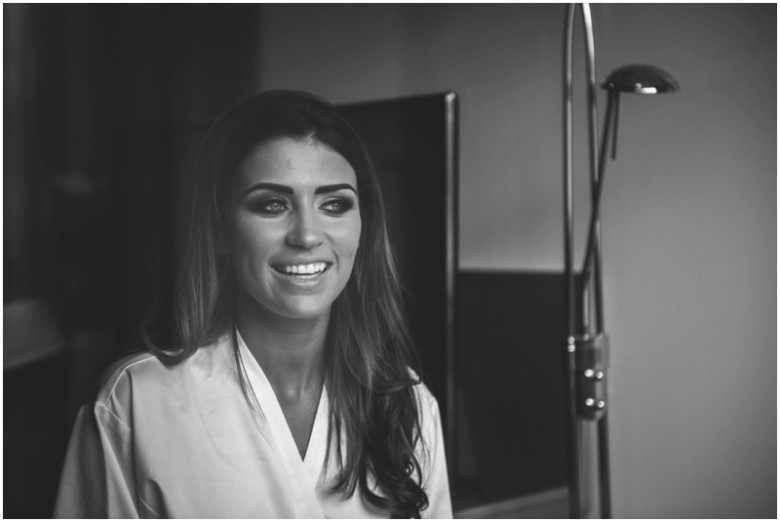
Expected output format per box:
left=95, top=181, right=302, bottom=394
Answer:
left=95, top=350, right=164, bottom=404
left=94, top=335, right=233, bottom=408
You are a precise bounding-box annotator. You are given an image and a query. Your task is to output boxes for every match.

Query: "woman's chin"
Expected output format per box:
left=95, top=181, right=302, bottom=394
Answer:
left=259, top=298, right=333, bottom=325
left=279, top=305, right=331, bottom=322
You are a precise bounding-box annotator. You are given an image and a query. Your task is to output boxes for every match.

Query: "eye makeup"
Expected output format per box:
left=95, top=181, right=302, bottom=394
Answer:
left=245, top=195, right=289, bottom=215
left=320, top=195, right=356, bottom=215
left=242, top=187, right=358, bottom=217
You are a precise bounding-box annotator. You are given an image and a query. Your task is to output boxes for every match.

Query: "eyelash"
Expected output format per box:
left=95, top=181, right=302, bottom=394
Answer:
left=249, top=197, right=288, bottom=215
left=248, top=196, right=355, bottom=216
left=321, top=197, right=355, bottom=215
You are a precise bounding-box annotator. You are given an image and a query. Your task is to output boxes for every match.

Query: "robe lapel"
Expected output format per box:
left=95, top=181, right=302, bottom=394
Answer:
left=303, top=386, right=329, bottom=488
left=236, top=331, right=325, bottom=518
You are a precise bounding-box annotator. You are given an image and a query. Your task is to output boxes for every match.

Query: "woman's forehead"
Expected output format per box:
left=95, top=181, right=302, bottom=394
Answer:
left=234, top=138, right=357, bottom=190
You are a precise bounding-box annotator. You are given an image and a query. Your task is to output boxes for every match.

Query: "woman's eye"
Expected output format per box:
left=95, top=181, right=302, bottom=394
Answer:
left=248, top=198, right=288, bottom=215
left=321, top=197, right=355, bottom=215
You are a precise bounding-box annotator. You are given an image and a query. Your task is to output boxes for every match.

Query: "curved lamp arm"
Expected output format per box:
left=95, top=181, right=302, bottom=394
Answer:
left=563, top=5, right=680, bottom=519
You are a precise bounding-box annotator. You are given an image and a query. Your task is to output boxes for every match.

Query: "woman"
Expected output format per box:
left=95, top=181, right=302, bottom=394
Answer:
left=54, top=90, right=452, bottom=518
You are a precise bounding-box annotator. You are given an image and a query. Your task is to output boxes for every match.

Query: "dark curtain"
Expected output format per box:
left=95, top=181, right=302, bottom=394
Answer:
left=4, top=5, right=260, bottom=516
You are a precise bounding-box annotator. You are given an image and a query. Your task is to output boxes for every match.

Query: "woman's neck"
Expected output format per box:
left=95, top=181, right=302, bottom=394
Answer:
left=234, top=293, right=328, bottom=401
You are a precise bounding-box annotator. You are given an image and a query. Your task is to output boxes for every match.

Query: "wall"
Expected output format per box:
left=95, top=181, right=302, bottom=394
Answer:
left=255, top=4, right=776, bottom=517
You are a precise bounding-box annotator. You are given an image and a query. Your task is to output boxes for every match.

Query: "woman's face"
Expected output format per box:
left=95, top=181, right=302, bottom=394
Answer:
left=225, top=138, right=362, bottom=323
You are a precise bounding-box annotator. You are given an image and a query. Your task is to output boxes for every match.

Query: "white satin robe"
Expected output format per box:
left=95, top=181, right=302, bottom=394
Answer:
left=53, top=332, right=452, bottom=518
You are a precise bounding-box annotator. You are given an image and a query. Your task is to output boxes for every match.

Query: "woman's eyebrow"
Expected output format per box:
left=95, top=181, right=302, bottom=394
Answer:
left=241, top=182, right=293, bottom=199
left=241, top=182, right=357, bottom=200
left=314, top=183, right=357, bottom=195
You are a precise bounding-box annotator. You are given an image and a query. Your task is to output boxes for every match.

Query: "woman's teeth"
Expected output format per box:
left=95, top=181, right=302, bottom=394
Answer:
left=276, top=262, right=328, bottom=276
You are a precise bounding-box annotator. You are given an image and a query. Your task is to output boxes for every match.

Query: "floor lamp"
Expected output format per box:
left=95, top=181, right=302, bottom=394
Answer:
left=563, top=3, right=679, bottom=518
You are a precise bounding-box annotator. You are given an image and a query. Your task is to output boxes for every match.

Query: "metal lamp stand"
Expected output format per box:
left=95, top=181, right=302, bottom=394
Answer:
left=563, top=3, right=679, bottom=518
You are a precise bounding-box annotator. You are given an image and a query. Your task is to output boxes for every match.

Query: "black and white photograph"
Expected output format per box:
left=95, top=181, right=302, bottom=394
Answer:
left=4, top=3, right=776, bottom=519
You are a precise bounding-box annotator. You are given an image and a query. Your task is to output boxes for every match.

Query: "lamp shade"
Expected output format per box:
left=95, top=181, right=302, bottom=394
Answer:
left=601, top=64, right=680, bottom=94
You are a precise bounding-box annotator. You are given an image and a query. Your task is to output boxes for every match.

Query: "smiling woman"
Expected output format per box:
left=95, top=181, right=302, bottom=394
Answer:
left=53, top=91, right=452, bottom=518
left=228, top=139, right=362, bottom=326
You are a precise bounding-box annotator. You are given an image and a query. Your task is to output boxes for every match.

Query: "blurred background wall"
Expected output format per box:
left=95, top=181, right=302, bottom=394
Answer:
left=4, top=4, right=775, bottom=518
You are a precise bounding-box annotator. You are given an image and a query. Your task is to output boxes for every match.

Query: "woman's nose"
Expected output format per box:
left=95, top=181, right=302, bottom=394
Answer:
left=285, top=208, right=324, bottom=249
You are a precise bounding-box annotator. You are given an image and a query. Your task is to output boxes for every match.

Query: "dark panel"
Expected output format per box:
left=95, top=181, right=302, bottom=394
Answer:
left=454, top=271, right=570, bottom=508
left=338, top=94, right=457, bottom=411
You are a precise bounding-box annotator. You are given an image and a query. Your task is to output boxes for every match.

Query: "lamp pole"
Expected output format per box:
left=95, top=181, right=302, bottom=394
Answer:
left=563, top=4, right=679, bottom=518
left=564, top=4, right=604, bottom=517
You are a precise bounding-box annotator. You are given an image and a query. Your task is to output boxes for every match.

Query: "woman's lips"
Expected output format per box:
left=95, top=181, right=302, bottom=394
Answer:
left=272, top=261, right=332, bottom=281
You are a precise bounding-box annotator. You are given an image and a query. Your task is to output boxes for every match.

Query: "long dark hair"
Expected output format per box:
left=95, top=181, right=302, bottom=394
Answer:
left=142, top=90, right=429, bottom=517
